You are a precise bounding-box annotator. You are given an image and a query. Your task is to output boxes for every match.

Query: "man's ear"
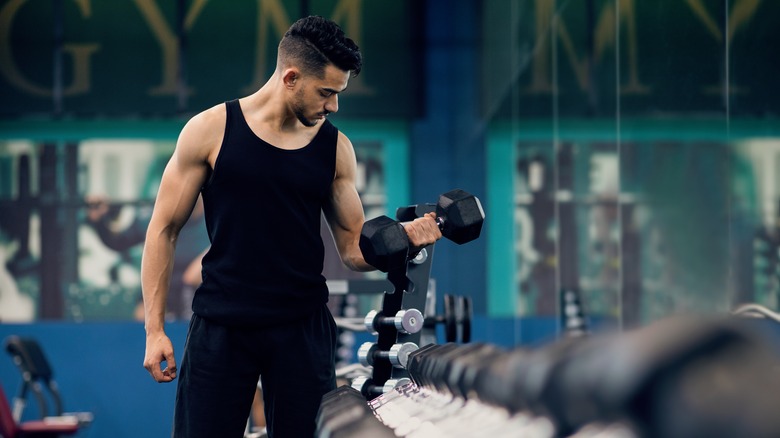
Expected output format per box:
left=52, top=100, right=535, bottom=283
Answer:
left=283, top=69, right=299, bottom=89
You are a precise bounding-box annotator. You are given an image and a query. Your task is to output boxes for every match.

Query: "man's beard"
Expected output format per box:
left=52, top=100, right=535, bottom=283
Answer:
left=293, top=89, right=321, bottom=127
left=294, top=107, right=318, bottom=127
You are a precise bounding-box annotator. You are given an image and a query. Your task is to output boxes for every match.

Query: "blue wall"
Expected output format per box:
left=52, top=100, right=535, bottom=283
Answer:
left=0, top=322, right=188, bottom=438
left=411, top=0, right=488, bottom=315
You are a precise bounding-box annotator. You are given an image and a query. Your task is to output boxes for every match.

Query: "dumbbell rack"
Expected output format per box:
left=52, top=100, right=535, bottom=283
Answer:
left=367, top=204, right=437, bottom=397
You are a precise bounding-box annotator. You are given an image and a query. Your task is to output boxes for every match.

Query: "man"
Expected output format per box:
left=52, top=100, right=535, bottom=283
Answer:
left=141, top=16, right=442, bottom=438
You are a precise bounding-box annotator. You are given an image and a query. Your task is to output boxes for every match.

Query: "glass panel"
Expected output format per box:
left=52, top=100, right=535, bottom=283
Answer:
left=486, top=0, right=779, bottom=342
left=550, top=1, right=621, bottom=334
left=617, top=1, right=731, bottom=326
left=485, top=0, right=624, bottom=343
left=726, top=0, right=780, bottom=314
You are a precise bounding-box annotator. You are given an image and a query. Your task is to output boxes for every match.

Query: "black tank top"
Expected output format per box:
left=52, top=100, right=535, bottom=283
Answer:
left=192, top=99, right=338, bottom=326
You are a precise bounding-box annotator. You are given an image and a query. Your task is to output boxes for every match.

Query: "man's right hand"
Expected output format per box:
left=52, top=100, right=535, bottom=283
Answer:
left=143, top=332, right=177, bottom=383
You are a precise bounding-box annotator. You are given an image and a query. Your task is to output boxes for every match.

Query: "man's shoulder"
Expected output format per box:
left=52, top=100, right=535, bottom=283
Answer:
left=190, top=102, right=229, bottom=128
left=334, top=128, right=353, bottom=148
left=177, top=102, right=230, bottom=156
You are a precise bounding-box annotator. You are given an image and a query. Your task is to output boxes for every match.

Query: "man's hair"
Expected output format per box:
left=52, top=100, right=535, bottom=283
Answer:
left=278, top=16, right=362, bottom=78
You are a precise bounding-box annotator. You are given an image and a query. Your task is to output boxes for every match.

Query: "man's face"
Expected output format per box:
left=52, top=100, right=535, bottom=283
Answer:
left=292, top=64, right=350, bottom=127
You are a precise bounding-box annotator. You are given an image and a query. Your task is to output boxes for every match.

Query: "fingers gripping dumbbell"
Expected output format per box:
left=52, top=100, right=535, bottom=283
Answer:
left=360, top=189, right=485, bottom=272
left=358, top=342, right=418, bottom=369
left=364, top=309, right=424, bottom=335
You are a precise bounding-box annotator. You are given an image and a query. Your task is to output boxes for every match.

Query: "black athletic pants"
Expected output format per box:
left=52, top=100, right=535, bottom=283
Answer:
left=172, top=304, right=337, bottom=438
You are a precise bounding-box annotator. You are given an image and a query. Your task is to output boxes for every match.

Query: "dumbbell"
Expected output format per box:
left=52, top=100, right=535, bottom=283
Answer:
left=404, top=343, right=444, bottom=387
left=471, top=346, right=534, bottom=414
left=351, top=376, right=411, bottom=398
left=406, top=343, right=461, bottom=389
left=316, top=386, right=366, bottom=433
left=441, top=343, right=506, bottom=400
left=364, top=308, right=424, bottom=335
left=315, top=386, right=395, bottom=438
left=358, top=342, right=418, bottom=369
left=360, top=189, right=485, bottom=272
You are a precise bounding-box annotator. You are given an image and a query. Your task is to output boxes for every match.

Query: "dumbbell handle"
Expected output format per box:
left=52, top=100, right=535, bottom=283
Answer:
left=424, top=314, right=467, bottom=328
left=358, top=342, right=419, bottom=369
left=351, top=376, right=411, bottom=397
left=364, top=309, right=424, bottom=335
left=399, top=216, right=444, bottom=229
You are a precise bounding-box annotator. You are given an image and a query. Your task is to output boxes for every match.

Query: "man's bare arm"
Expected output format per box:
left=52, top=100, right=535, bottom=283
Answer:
left=141, top=106, right=223, bottom=382
left=324, top=132, right=442, bottom=272
left=324, top=133, right=374, bottom=272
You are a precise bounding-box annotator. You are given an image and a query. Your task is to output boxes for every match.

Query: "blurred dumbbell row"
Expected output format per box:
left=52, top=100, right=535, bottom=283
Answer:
left=319, top=315, right=780, bottom=438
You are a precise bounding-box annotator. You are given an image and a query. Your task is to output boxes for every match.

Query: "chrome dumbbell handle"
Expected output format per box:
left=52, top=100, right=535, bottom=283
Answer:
left=364, top=309, right=424, bottom=335
left=358, top=342, right=419, bottom=368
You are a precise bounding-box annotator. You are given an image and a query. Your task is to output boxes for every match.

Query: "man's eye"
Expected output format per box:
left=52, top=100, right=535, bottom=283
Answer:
left=321, top=92, right=333, bottom=98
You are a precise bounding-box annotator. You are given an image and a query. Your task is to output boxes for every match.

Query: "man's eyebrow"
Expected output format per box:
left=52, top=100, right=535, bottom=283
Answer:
left=322, top=86, right=347, bottom=94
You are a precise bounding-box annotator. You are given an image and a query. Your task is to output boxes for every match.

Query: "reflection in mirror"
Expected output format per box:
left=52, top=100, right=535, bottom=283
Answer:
left=488, top=0, right=780, bottom=342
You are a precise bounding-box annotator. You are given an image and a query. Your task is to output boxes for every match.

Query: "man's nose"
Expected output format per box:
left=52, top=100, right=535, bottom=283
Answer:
left=325, top=94, right=339, bottom=114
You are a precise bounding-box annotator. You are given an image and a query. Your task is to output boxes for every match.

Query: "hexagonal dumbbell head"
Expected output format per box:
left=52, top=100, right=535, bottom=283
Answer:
left=359, top=215, right=409, bottom=272
left=436, top=189, right=485, bottom=245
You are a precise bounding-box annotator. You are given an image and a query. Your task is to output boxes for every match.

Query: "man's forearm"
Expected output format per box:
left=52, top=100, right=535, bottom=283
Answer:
left=141, top=236, right=176, bottom=333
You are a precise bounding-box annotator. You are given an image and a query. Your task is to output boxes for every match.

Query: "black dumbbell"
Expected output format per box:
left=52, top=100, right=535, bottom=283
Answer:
left=359, top=189, right=485, bottom=272
left=442, top=343, right=506, bottom=400
left=316, top=386, right=365, bottom=433
left=404, top=343, right=444, bottom=387
left=364, top=308, right=424, bottom=335
left=315, top=385, right=395, bottom=438
left=432, top=189, right=485, bottom=244
left=471, top=346, right=534, bottom=414
left=358, top=342, right=418, bottom=369
left=405, top=342, right=461, bottom=389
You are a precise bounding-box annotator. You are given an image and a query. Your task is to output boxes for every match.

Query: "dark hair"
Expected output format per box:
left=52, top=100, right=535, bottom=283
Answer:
left=279, top=16, right=362, bottom=78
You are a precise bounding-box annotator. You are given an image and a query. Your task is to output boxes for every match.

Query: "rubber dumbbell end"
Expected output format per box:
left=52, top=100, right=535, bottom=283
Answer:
left=359, top=215, right=409, bottom=272
left=436, top=189, right=485, bottom=244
